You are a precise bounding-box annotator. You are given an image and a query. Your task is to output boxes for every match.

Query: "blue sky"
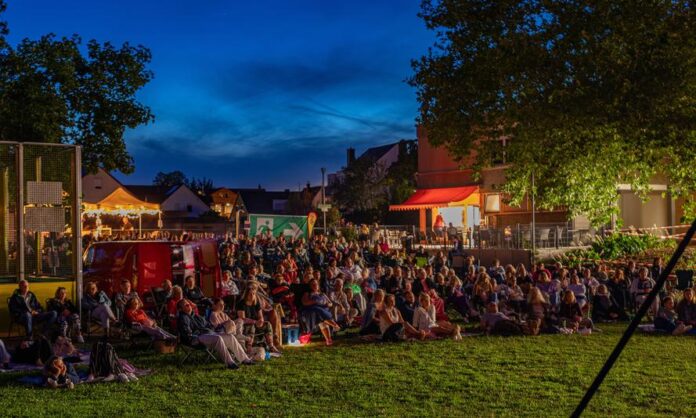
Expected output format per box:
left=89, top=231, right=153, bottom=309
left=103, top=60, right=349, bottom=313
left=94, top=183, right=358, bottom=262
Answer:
left=4, top=0, right=434, bottom=189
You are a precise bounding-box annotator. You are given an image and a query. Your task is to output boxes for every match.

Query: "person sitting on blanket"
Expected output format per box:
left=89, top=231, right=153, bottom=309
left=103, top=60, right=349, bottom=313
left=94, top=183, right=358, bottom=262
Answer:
left=44, top=355, right=79, bottom=389
left=0, top=338, right=11, bottom=369
left=654, top=296, right=693, bottom=336
left=557, top=290, right=593, bottom=332
left=591, top=285, right=625, bottom=322
left=480, top=301, right=511, bottom=335
left=676, top=288, right=696, bottom=327
left=9, top=279, right=58, bottom=337
left=124, top=298, right=175, bottom=341
left=302, top=279, right=341, bottom=345
left=378, top=294, right=418, bottom=342
left=360, top=289, right=385, bottom=336
left=177, top=300, right=254, bottom=369
left=413, top=293, right=461, bottom=340
left=47, top=287, right=84, bottom=343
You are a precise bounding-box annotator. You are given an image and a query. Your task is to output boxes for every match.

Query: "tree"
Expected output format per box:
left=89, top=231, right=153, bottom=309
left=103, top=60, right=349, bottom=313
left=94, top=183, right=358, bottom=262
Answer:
left=187, top=177, right=215, bottom=196
left=0, top=1, right=153, bottom=173
left=153, top=171, right=187, bottom=189
left=333, top=156, right=390, bottom=221
left=411, top=0, right=696, bottom=225
left=386, top=140, right=418, bottom=204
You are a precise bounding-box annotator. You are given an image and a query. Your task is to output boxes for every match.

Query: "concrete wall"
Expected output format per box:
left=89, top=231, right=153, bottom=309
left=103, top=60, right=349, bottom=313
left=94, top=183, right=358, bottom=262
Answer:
left=0, top=280, right=75, bottom=337
left=619, top=191, right=671, bottom=229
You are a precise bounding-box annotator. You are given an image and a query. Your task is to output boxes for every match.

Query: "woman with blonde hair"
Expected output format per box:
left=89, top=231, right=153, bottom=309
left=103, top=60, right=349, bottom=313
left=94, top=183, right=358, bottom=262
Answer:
left=526, top=287, right=549, bottom=335
left=413, top=293, right=462, bottom=340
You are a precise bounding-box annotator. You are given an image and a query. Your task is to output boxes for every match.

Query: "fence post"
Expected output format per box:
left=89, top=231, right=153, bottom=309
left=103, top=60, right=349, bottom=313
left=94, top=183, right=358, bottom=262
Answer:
left=17, top=143, right=24, bottom=282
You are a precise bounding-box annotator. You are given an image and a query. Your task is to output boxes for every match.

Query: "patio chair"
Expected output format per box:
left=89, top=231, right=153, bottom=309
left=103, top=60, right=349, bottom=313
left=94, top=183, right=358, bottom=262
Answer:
left=178, top=339, right=218, bottom=366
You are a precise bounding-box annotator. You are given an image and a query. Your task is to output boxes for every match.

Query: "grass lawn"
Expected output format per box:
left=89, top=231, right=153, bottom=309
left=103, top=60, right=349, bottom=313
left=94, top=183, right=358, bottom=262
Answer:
left=0, top=324, right=694, bottom=417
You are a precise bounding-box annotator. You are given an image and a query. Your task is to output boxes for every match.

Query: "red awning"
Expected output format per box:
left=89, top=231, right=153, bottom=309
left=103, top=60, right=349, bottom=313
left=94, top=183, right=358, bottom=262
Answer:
left=389, top=186, right=479, bottom=211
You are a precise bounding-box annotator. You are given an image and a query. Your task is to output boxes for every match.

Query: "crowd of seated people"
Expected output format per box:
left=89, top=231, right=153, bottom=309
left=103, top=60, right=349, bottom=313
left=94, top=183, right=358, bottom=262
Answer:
left=2, top=233, right=694, bottom=374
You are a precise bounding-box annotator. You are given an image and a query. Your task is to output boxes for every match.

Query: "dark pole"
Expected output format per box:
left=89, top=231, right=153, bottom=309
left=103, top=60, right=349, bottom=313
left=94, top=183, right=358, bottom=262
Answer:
left=571, top=218, right=696, bottom=417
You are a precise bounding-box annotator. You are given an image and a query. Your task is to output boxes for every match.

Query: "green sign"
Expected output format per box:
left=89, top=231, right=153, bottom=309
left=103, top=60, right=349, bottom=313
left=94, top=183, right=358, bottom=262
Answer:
left=249, top=214, right=309, bottom=239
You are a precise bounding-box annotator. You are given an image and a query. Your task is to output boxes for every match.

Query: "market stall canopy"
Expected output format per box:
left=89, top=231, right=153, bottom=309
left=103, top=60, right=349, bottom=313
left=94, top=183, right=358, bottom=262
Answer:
left=83, top=187, right=160, bottom=216
left=389, top=186, right=479, bottom=211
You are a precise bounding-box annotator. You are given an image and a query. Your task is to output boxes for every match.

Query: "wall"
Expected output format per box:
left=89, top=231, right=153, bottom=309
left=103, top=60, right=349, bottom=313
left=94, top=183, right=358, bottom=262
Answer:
left=619, top=191, right=671, bottom=229
left=162, top=186, right=210, bottom=218
left=0, top=280, right=75, bottom=336
left=82, top=169, right=121, bottom=203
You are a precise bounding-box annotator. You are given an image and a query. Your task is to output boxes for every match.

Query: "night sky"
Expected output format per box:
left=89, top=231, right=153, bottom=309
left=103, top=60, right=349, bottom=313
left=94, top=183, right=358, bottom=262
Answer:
left=4, top=1, right=434, bottom=189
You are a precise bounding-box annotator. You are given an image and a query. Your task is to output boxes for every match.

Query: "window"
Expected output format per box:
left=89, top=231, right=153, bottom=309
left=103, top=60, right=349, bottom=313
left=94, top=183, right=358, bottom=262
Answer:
left=272, top=199, right=287, bottom=212
left=187, top=204, right=193, bottom=213
left=94, top=178, right=102, bottom=190
left=485, top=194, right=501, bottom=213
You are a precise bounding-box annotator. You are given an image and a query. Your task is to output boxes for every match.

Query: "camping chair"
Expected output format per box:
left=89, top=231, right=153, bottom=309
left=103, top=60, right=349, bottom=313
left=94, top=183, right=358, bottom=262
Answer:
left=178, top=339, right=218, bottom=366
left=149, top=287, right=169, bottom=325
left=6, top=297, right=23, bottom=337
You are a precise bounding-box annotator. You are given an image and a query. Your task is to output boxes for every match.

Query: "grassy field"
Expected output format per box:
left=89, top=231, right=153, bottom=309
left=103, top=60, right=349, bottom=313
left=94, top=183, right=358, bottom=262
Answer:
left=0, top=324, right=694, bottom=417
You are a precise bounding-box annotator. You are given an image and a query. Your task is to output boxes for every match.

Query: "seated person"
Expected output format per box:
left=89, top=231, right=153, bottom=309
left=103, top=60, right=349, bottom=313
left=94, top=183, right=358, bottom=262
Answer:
left=113, top=279, right=141, bottom=321
left=397, top=290, right=417, bottom=324
left=220, top=270, right=241, bottom=308
left=209, top=298, right=252, bottom=354
left=12, top=336, right=54, bottom=366
left=167, top=286, right=198, bottom=329
left=44, top=355, right=80, bottom=389
left=592, top=285, right=625, bottom=322
left=413, top=293, right=462, bottom=339
left=124, top=298, right=175, bottom=341
left=359, top=290, right=385, bottom=336
left=557, top=290, right=592, bottom=331
left=631, top=267, right=659, bottom=314
left=82, top=281, right=117, bottom=333
left=47, top=287, right=84, bottom=343
left=328, top=279, right=356, bottom=327
left=676, top=288, right=696, bottom=327
left=654, top=296, right=693, bottom=335
left=378, top=294, right=419, bottom=342
left=153, top=279, right=173, bottom=306
left=9, top=279, right=57, bottom=336
left=480, top=301, right=511, bottom=335
left=0, top=338, right=10, bottom=369
left=236, top=284, right=281, bottom=355
left=302, top=279, right=341, bottom=345
left=177, top=300, right=252, bottom=369
left=183, top=275, right=212, bottom=310
left=526, top=287, right=551, bottom=335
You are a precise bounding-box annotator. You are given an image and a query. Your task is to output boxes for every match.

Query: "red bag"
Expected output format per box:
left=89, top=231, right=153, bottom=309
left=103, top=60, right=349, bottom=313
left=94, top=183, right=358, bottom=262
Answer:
left=298, top=333, right=312, bottom=345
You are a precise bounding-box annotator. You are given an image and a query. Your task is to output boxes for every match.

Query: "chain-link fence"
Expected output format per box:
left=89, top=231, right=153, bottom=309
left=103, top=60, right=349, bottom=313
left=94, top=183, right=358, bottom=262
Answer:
left=0, top=142, right=81, bottom=281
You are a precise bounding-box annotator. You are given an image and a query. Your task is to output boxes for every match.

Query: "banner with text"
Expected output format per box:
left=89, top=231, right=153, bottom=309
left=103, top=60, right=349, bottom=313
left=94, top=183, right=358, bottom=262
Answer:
left=249, top=214, right=310, bottom=239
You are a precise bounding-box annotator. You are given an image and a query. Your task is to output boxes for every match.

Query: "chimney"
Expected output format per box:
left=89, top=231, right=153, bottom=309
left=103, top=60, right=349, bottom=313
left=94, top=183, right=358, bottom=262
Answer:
left=347, top=147, right=356, bottom=166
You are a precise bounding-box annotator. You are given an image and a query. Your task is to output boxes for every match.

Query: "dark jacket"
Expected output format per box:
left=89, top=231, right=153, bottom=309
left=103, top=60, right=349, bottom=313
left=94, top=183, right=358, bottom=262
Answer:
left=177, top=312, right=214, bottom=346
left=47, top=298, right=78, bottom=315
left=9, top=290, right=42, bottom=317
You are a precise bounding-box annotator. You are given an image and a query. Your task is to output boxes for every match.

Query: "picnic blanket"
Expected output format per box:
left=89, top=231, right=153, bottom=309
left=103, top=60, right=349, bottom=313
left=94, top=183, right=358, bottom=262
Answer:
left=16, top=366, right=151, bottom=387
left=0, top=350, right=90, bottom=374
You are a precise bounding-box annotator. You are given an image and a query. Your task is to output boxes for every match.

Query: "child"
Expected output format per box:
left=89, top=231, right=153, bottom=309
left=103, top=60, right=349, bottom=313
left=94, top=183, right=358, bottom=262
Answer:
left=44, top=356, right=80, bottom=389
left=654, top=297, right=693, bottom=336
left=526, top=287, right=549, bottom=335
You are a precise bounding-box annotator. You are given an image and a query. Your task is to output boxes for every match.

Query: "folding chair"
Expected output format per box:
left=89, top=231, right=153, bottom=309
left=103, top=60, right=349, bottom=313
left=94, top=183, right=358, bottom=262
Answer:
left=178, top=340, right=218, bottom=366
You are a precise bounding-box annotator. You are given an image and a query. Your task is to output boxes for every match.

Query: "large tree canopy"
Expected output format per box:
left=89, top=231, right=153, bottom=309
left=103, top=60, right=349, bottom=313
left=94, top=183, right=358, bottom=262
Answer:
left=411, top=0, right=696, bottom=225
left=0, top=0, right=153, bottom=173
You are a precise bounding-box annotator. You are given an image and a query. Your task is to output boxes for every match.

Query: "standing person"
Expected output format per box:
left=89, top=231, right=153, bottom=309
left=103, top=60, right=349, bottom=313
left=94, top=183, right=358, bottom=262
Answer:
left=47, top=287, right=84, bottom=343
left=83, top=282, right=117, bottom=334
left=9, top=280, right=58, bottom=336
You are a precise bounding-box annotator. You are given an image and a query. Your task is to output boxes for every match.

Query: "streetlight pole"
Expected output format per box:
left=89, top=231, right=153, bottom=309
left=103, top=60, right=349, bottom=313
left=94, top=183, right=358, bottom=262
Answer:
left=321, top=167, right=327, bottom=233
left=531, top=170, right=536, bottom=258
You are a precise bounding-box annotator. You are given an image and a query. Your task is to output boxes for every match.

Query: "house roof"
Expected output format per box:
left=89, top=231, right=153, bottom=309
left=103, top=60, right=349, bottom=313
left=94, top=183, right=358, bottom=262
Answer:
left=237, top=188, right=291, bottom=214
left=356, top=143, right=398, bottom=164
left=124, top=185, right=180, bottom=204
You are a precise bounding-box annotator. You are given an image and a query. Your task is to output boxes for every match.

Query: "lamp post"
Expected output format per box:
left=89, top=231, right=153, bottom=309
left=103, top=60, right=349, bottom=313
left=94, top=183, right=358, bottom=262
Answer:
left=321, top=167, right=327, bottom=233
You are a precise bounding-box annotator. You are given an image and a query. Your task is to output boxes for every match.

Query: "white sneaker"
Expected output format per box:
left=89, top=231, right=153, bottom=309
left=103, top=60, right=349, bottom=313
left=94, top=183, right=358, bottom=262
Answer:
left=66, top=381, right=75, bottom=390
left=127, top=372, right=139, bottom=382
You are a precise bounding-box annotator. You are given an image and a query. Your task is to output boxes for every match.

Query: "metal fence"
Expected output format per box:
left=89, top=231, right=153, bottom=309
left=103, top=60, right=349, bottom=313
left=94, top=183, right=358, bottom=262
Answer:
left=0, top=142, right=82, bottom=281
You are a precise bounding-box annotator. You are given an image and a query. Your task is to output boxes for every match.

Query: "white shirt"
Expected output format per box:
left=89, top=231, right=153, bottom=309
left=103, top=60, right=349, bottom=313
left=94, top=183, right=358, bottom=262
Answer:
left=412, top=305, right=437, bottom=331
